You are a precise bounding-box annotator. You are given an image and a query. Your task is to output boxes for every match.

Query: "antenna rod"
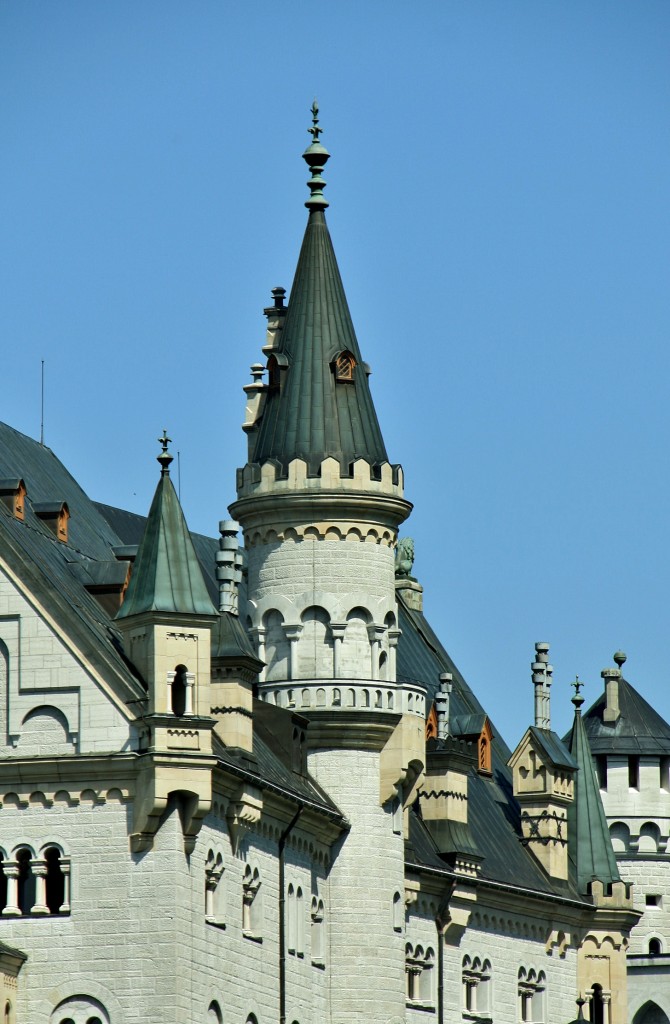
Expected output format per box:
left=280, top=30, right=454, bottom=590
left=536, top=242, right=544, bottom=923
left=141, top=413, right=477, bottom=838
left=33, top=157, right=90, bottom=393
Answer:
left=40, top=360, right=45, bottom=445
left=177, top=450, right=181, bottom=500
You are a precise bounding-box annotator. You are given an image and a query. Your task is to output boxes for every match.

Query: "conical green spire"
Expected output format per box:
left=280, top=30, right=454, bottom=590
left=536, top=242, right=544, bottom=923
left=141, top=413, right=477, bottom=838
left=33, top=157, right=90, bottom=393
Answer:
left=116, top=432, right=217, bottom=619
left=566, top=679, right=620, bottom=895
left=250, top=105, right=389, bottom=474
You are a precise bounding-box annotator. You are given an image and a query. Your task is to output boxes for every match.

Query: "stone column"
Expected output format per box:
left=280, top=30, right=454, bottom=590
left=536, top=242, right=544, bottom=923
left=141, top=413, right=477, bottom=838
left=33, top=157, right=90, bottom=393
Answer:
left=60, top=861, right=71, bottom=913
left=388, top=629, right=401, bottom=682
left=368, top=625, right=386, bottom=680
left=184, top=672, right=196, bottom=715
left=31, top=860, right=49, bottom=914
left=166, top=670, right=175, bottom=713
left=248, top=628, right=267, bottom=681
left=2, top=864, right=20, bottom=916
left=283, top=625, right=303, bottom=680
left=330, top=624, right=346, bottom=677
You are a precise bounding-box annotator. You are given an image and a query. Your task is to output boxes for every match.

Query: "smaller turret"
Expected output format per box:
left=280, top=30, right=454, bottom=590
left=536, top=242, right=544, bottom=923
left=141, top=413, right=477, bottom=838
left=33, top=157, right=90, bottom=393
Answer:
left=508, top=642, right=577, bottom=880
left=115, top=432, right=218, bottom=852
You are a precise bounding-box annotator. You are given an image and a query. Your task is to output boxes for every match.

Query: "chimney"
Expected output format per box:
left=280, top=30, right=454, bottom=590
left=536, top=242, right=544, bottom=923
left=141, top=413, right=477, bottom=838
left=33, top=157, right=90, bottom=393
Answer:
left=435, top=672, right=453, bottom=740
left=532, top=642, right=551, bottom=730
left=216, top=520, right=243, bottom=615
left=602, top=654, right=624, bottom=724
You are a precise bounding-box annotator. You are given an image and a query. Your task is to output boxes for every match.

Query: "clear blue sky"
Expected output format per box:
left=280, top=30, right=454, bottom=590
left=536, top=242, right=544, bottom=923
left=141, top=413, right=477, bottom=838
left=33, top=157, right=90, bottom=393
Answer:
left=2, top=1, right=669, bottom=744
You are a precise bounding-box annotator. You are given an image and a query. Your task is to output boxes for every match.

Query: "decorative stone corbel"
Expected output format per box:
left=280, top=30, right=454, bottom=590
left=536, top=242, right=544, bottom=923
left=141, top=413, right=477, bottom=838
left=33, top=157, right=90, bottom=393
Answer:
left=545, top=928, right=572, bottom=957
left=226, top=783, right=264, bottom=854
left=404, top=878, right=420, bottom=908
left=436, top=880, right=477, bottom=946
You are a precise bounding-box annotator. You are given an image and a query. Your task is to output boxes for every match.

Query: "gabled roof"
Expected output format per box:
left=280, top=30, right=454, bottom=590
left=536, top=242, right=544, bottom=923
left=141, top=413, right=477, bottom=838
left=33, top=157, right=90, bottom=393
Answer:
left=526, top=726, right=578, bottom=771
left=0, top=422, right=145, bottom=707
left=250, top=139, right=389, bottom=474
left=566, top=699, right=620, bottom=894
left=116, top=462, right=216, bottom=620
left=580, top=677, right=670, bottom=755
left=397, top=591, right=583, bottom=901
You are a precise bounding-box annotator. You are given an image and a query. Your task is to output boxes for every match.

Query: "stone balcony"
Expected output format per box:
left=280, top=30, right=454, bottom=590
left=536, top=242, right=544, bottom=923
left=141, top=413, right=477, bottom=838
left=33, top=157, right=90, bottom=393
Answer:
left=258, top=678, right=426, bottom=720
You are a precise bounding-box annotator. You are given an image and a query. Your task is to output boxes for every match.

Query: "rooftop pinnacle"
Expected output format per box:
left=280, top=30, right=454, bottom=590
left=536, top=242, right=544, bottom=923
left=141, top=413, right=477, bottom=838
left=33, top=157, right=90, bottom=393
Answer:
left=303, top=100, right=330, bottom=210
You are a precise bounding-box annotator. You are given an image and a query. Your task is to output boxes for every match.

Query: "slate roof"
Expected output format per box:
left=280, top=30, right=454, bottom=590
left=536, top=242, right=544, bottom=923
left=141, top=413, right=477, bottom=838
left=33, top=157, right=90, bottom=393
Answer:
left=0, top=423, right=145, bottom=709
left=566, top=700, right=621, bottom=894
left=527, top=726, right=578, bottom=771
left=250, top=209, right=389, bottom=474
left=580, top=678, right=670, bottom=756
left=116, top=465, right=216, bottom=620
left=397, top=591, right=585, bottom=901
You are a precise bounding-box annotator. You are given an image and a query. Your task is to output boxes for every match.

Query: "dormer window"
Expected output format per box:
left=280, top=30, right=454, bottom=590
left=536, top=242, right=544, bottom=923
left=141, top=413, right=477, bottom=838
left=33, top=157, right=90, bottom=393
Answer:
left=33, top=501, right=69, bottom=543
left=0, top=479, right=27, bottom=521
left=268, top=354, right=280, bottom=390
left=333, top=350, right=356, bottom=382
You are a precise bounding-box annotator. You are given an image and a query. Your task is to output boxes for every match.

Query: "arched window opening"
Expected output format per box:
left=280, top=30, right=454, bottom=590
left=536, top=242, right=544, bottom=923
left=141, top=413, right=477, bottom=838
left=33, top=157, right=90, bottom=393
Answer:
left=4, top=1001, right=10, bottom=1024
left=518, top=966, right=546, bottom=1022
left=311, top=896, right=325, bottom=964
left=649, top=937, right=662, bottom=956
left=334, top=350, right=356, bottom=382
left=406, top=944, right=435, bottom=1006
left=45, top=846, right=65, bottom=913
left=392, top=891, right=403, bottom=932
left=379, top=651, right=388, bottom=680
left=87, top=1018, right=103, bottom=1024
left=208, top=1001, right=223, bottom=1024
left=267, top=354, right=280, bottom=390
left=590, top=984, right=605, bottom=1024
left=243, top=865, right=262, bottom=939
left=287, top=883, right=296, bottom=954
left=17, top=849, right=34, bottom=915
left=0, top=861, right=6, bottom=914
left=205, top=849, right=225, bottom=924
left=296, top=886, right=305, bottom=956
left=171, top=664, right=188, bottom=716
left=463, top=956, right=491, bottom=1014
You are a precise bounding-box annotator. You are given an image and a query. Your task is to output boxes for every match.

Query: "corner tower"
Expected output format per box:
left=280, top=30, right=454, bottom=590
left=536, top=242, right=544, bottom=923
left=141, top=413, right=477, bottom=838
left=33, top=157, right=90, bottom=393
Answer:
left=231, top=104, right=414, bottom=715
left=230, top=106, right=421, bottom=1024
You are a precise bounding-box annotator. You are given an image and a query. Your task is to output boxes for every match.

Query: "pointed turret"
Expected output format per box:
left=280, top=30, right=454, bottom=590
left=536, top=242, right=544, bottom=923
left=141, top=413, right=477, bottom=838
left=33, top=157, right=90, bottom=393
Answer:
left=566, top=678, right=620, bottom=893
left=117, top=432, right=216, bottom=620
left=115, top=434, right=217, bottom=854
left=565, top=678, right=639, bottom=1024
left=249, top=102, right=389, bottom=474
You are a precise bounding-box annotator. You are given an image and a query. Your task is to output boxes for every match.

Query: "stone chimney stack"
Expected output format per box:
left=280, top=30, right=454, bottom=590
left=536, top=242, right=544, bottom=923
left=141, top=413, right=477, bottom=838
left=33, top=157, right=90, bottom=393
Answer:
left=532, top=642, right=552, bottom=730
left=216, top=520, right=243, bottom=615
left=602, top=652, right=625, bottom=724
left=435, top=672, right=452, bottom=741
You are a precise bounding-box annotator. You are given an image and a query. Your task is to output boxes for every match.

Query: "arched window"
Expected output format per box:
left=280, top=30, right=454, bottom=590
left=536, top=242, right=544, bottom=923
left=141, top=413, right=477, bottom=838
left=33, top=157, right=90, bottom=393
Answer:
left=463, top=956, right=491, bottom=1014
left=45, top=846, right=65, bottom=913
left=311, top=896, right=325, bottom=963
left=205, top=849, right=225, bottom=924
left=296, top=886, right=305, bottom=956
left=649, top=937, right=662, bottom=956
left=17, top=849, right=34, bottom=914
left=208, top=1001, right=223, bottom=1024
left=243, top=865, right=262, bottom=938
left=590, top=984, right=605, bottom=1024
left=171, top=664, right=188, bottom=716
left=392, top=891, right=403, bottom=932
left=333, top=350, right=356, bottom=382
left=287, top=883, right=296, bottom=954
left=4, top=1001, right=11, bottom=1024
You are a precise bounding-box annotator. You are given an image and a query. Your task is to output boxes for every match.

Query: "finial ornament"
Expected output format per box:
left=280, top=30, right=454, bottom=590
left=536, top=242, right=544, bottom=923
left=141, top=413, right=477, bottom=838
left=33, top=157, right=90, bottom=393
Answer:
left=303, top=99, right=330, bottom=211
left=571, top=675, right=585, bottom=711
left=307, top=100, right=323, bottom=143
left=613, top=649, right=627, bottom=669
left=157, top=429, right=173, bottom=476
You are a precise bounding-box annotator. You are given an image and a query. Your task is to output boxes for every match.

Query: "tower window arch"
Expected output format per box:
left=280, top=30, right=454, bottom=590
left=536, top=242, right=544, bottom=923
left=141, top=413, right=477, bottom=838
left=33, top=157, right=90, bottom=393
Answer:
left=45, top=846, right=65, bottom=913
left=333, top=350, right=356, bottom=382
left=171, top=664, right=188, bottom=716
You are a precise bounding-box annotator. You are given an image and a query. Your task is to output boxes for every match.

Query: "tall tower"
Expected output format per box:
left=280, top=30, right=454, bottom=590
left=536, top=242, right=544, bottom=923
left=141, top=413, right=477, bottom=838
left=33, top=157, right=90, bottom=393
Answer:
left=230, top=105, right=424, bottom=1024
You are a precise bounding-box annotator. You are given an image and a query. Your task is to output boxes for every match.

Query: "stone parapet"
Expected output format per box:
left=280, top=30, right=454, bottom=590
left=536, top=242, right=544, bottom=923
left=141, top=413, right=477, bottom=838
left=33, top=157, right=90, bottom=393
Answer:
left=258, top=678, right=426, bottom=720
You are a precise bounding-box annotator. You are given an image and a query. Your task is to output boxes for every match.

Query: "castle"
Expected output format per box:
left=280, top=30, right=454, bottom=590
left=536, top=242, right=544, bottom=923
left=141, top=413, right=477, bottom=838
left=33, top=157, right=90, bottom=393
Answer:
left=0, top=105, right=667, bottom=1024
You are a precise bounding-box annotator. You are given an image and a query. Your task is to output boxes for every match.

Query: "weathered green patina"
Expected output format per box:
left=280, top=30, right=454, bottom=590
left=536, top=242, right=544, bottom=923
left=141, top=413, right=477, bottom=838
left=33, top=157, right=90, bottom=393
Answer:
left=250, top=106, right=389, bottom=475
left=116, top=433, right=216, bottom=619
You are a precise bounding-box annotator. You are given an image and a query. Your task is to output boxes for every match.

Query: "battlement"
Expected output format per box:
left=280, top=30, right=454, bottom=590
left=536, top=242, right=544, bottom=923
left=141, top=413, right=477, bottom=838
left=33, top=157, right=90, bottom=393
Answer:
left=236, top=456, right=405, bottom=499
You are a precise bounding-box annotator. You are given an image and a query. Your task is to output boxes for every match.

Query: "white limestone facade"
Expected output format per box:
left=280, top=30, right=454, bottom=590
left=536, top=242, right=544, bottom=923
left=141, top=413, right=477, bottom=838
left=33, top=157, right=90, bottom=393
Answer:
left=0, top=566, right=133, bottom=756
